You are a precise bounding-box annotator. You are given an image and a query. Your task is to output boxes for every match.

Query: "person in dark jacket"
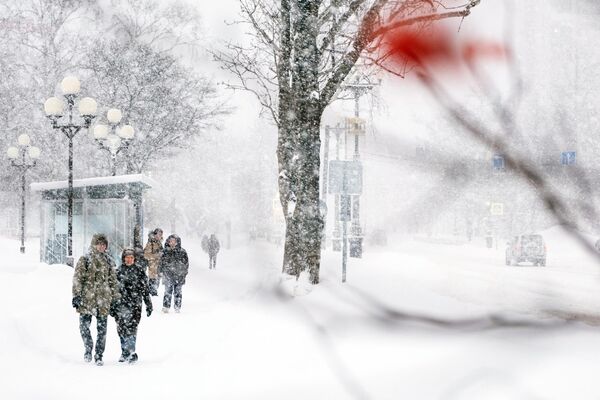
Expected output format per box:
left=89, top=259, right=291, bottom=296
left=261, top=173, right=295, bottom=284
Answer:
left=159, top=234, right=189, bottom=313
left=207, top=234, right=220, bottom=270
left=111, top=248, right=153, bottom=363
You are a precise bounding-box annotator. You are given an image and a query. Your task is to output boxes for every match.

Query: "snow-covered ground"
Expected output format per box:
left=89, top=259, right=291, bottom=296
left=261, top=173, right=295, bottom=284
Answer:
left=2, top=225, right=600, bottom=399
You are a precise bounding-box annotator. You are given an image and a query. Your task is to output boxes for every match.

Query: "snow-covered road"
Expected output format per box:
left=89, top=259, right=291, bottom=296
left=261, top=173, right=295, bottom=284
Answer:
left=2, top=226, right=600, bottom=399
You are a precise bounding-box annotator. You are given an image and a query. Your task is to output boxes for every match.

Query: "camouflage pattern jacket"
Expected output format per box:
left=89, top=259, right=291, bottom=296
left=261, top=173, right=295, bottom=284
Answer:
left=72, top=249, right=120, bottom=317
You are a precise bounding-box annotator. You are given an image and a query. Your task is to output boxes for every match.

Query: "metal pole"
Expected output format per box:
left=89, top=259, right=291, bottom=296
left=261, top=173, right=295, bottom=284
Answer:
left=342, top=161, right=348, bottom=283
left=111, top=153, right=117, bottom=176
left=332, top=127, right=341, bottom=251
left=342, top=220, right=347, bottom=283
left=67, top=135, right=74, bottom=267
left=354, top=90, right=360, bottom=159
left=20, top=151, right=26, bottom=254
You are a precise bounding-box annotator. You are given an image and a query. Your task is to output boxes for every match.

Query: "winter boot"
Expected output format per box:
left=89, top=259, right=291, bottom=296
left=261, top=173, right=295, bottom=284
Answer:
left=84, top=352, right=92, bottom=363
left=94, top=355, right=103, bottom=366
left=162, top=307, right=169, bottom=313
left=119, top=349, right=130, bottom=363
left=128, top=353, right=138, bottom=364
left=174, top=308, right=181, bottom=313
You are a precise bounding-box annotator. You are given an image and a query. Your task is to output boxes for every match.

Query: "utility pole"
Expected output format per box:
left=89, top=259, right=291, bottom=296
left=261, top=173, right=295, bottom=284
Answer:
left=340, top=75, right=378, bottom=257
left=328, top=124, right=345, bottom=251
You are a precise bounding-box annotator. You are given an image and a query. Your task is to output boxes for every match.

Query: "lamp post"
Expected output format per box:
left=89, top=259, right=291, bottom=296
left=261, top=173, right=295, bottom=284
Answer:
left=92, top=108, right=135, bottom=176
left=6, top=134, right=41, bottom=253
left=44, top=76, right=97, bottom=266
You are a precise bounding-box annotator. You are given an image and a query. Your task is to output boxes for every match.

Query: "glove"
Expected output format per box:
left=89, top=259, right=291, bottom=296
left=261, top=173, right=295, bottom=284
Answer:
left=146, top=307, right=153, bottom=317
left=72, top=296, right=82, bottom=309
left=109, top=302, right=119, bottom=317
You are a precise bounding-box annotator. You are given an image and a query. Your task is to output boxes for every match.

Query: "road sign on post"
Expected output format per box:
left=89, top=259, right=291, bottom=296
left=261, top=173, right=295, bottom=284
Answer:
left=345, top=117, right=366, bottom=136
left=561, top=151, right=576, bottom=165
left=328, top=160, right=362, bottom=195
left=492, top=155, right=505, bottom=171
left=328, top=160, right=365, bottom=282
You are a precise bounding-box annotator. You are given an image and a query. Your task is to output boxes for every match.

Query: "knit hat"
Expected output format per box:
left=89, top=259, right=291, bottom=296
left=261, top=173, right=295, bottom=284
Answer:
left=121, top=248, right=136, bottom=263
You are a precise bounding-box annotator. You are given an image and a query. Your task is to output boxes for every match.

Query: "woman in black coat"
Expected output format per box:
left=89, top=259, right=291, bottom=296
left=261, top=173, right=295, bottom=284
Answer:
left=111, top=248, right=153, bottom=363
left=159, top=234, right=189, bottom=313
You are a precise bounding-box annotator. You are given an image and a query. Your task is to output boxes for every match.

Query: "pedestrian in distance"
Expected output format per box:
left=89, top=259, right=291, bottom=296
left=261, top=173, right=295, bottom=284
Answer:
left=144, top=228, right=163, bottom=296
left=158, top=234, right=189, bottom=313
left=207, top=234, right=220, bottom=270
left=72, top=234, right=120, bottom=366
left=111, top=248, right=153, bottom=364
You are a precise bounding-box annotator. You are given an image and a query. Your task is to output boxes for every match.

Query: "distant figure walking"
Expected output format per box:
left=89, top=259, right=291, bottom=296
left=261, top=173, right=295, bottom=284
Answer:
left=159, top=234, right=189, bottom=313
left=72, top=234, right=120, bottom=366
left=208, top=234, right=220, bottom=270
left=111, top=248, right=153, bottom=364
left=144, top=228, right=163, bottom=296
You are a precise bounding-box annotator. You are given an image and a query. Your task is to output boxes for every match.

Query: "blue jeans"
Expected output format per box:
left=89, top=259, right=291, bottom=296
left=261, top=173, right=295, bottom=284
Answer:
left=79, top=314, right=107, bottom=357
left=163, top=279, right=183, bottom=309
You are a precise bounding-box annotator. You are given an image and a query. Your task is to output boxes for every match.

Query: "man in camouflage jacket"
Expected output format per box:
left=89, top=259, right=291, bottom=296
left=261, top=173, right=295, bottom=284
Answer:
left=72, top=234, right=120, bottom=366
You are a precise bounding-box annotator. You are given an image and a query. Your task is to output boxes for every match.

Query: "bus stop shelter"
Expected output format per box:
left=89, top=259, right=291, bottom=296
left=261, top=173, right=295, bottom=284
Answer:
left=31, top=174, right=154, bottom=265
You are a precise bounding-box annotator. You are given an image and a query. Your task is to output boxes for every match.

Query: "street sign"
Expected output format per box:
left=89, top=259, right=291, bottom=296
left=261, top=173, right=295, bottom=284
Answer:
left=328, top=160, right=363, bottom=194
left=345, top=117, right=366, bottom=135
left=490, top=202, right=504, bottom=216
left=492, top=155, right=505, bottom=171
left=561, top=151, right=576, bottom=165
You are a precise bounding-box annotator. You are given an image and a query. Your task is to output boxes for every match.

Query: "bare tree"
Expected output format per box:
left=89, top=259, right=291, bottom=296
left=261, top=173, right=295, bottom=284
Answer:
left=85, top=39, right=227, bottom=174
left=0, top=0, right=101, bottom=183
left=215, top=0, right=481, bottom=283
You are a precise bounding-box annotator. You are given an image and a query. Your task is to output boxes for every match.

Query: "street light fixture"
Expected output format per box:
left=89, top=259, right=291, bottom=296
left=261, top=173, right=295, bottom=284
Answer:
left=44, top=76, right=97, bottom=266
left=93, top=108, right=135, bottom=176
left=6, top=134, right=40, bottom=253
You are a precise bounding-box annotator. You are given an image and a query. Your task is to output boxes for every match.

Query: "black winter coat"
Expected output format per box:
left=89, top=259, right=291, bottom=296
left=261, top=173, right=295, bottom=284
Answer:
left=208, top=236, right=220, bottom=256
left=159, top=235, right=189, bottom=285
left=115, top=263, right=152, bottom=314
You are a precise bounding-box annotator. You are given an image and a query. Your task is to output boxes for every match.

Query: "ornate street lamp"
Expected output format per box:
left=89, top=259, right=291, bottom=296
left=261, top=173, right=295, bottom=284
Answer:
left=92, top=108, right=135, bottom=176
left=44, top=76, right=97, bottom=266
left=6, top=134, right=41, bottom=253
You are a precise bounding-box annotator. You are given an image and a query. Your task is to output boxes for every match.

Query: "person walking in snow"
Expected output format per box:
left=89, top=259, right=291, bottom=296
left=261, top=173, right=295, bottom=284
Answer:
left=144, top=228, right=163, bottom=296
left=207, top=234, right=220, bottom=270
left=72, top=234, right=120, bottom=366
left=158, top=234, right=189, bottom=313
left=111, top=248, right=153, bottom=364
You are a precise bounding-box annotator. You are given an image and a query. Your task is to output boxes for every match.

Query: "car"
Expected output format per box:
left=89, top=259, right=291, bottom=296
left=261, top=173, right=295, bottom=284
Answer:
left=505, top=234, right=546, bottom=266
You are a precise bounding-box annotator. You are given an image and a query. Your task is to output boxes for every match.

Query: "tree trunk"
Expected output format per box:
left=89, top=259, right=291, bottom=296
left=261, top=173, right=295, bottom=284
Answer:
left=279, top=0, right=323, bottom=284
